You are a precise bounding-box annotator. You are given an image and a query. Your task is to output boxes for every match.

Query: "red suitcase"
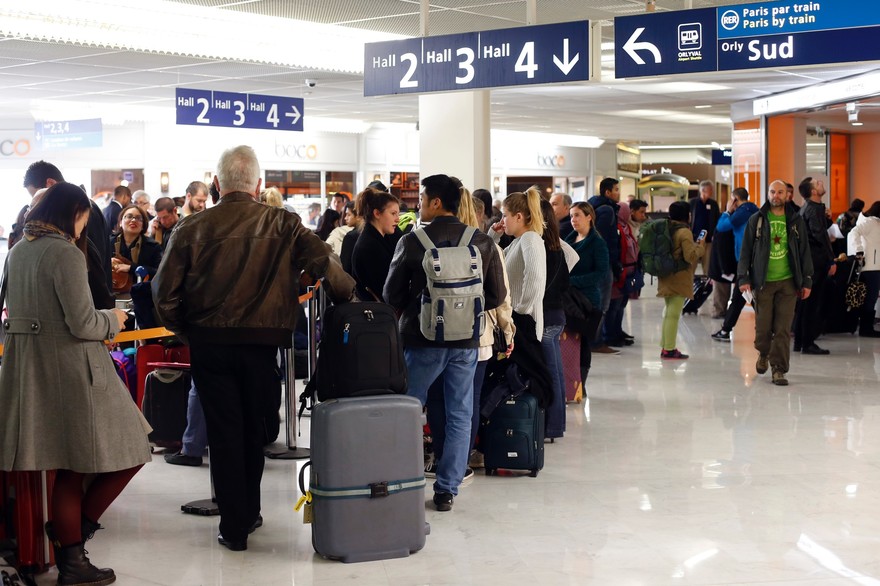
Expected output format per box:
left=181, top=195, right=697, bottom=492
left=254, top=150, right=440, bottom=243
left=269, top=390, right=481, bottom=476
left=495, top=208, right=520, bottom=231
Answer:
left=560, top=329, right=583, bottom=403
left=1, top=470, right=56, bottom=574
left=136, top=344, right=190, bottom=407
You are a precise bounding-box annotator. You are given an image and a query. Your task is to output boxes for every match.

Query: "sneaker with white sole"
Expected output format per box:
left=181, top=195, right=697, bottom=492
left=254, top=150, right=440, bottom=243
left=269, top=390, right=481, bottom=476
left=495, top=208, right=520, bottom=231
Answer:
left=711, top=330, right=730, bottom=341
left=462, top=467, right=474, bottom=482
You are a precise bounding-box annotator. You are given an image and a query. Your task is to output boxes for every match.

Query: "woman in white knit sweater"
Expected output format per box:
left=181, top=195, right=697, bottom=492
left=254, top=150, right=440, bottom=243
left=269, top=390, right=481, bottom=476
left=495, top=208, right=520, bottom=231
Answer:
left=492, top=187, right=547, bottom=338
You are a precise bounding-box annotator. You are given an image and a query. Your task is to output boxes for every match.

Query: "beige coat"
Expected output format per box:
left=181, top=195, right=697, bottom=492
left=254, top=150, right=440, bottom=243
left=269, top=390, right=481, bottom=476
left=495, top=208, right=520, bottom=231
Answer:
left=0, top=235, right=152, bottom=473
left=657, top=222, right=705, bottom=299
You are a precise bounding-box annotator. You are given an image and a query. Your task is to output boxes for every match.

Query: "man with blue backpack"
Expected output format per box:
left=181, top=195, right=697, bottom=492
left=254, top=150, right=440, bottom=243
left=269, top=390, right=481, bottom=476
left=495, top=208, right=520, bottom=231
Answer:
left=384, top=174, right=506, bottom=512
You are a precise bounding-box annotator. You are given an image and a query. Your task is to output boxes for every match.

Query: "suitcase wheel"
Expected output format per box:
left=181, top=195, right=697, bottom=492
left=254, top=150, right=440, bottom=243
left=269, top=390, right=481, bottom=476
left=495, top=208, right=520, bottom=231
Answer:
left=486, top=469, right=496, bottom=476
left=529, top=469, right=539, bottom=478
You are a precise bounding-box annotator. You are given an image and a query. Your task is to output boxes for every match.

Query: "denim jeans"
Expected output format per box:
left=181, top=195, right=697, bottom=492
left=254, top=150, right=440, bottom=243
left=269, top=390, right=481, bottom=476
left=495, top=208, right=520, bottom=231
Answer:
left=405, top=346, right=477, bottom=496
left=182, top=379, right=208, bottom=457
left=541, top=324, right=566, bottom=438
left=426, top=359, right=488, bottom=460
left=603, top=296, right=625, bottom=343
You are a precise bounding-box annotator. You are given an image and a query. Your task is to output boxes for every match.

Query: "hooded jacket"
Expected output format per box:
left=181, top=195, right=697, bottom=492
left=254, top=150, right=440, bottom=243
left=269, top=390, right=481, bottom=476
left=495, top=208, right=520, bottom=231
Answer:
left=587, top=194, right=621, bottom=279
left=737, top=202, right=814, bottom=291
left=716, top=201, right=759, bottom=262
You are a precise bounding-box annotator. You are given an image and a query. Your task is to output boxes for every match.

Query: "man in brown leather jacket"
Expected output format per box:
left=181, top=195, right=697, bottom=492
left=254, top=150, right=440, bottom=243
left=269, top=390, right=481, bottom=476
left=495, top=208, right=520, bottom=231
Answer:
left=153, top=145, right=355, bottom=551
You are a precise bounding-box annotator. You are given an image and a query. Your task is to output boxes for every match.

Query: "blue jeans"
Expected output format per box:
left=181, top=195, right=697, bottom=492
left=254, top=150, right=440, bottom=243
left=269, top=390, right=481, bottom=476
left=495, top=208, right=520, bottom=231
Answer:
left=182, top=379, right=208, bottom=456
left=405, top=347, right=477, bottom=496
left=541, top=324, right=566, bottom=438
left=426, top=360, right=488, bottom=461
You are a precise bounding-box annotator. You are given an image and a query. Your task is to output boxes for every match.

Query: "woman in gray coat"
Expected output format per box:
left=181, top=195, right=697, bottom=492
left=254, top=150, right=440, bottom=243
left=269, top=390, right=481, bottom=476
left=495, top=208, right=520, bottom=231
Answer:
left=0, top=182, right=152, bottom=586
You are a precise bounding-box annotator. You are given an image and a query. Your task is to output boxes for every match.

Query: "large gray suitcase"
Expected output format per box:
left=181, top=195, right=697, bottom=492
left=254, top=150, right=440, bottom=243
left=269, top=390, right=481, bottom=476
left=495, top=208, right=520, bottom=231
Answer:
left=306, top=395, right=429, bottom=563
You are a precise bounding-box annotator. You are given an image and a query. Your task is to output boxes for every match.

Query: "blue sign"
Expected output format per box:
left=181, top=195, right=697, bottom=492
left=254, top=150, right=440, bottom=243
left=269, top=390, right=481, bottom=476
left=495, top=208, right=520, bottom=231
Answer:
left=616, top=0, right=880, bottom=77
left=712, top=149, right=732, bottom=165
left=175, top=88, right=303, bottom=131
left=34, top=118, right=103, bottom=150
left=614, top=8, right=717, bottom=79
left=718, top=0, right=880, bottom=39
left=718, top=26, right=880, bottom=71
left=364, top=21, right=589, bottom=96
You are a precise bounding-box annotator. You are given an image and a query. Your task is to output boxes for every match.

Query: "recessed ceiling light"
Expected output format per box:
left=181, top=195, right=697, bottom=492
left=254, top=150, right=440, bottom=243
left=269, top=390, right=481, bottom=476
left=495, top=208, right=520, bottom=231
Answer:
left=695, top=105, right=712, bottom=109
left=852, top=122, right=864, bottom=126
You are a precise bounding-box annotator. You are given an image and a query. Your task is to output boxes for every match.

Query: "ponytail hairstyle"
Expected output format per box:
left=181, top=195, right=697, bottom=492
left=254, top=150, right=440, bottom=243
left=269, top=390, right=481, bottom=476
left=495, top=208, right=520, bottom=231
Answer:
left=456, top=185, right=479, bottom=228
left=539, top=199, right=561, bottom=251
left=357, top=187, right=400, bottom=226
left=503, top=185, right=544, bottom=236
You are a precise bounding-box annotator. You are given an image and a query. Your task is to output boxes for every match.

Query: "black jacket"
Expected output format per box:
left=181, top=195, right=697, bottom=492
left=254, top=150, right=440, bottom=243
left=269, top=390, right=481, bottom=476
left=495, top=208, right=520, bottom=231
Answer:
left=340, top=226, right=360, bottom=275
left=383, top=215, right=507, bottom=349
left=737, top=202, right=814, bottom=291
left=558, top=215, right=574, bottom=240
left=110, top=233, right=163, bottom=279
left=708, top=228, right=737, bottom=282
left=689, top=196, right=721, bottom=242
left=153, top=192, right=355, bottom=346
left=102, top=200, right=123, bottom=233
left=587, top=195, right=621, bottom=279
left=352, top=223, right=400, bottom=302
left=799, top=198, right=834, bottom=271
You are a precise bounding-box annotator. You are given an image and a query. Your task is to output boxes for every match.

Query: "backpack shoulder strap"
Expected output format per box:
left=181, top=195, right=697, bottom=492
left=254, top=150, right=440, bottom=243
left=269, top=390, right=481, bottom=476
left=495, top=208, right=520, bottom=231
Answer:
left=413, top=227, right=435, bottom=251
left=458, top=226, right=477, bottom=247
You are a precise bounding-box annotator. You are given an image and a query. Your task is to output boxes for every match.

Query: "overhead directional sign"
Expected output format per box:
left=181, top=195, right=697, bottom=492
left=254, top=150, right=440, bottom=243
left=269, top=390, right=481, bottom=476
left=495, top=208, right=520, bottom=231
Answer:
left=615, top=0, right=880, bottom=78
left=175, top=88, right=304, bottom=131
left=34, top=118, right=103, bottom=150
left=615, top=8, right=717, bottom=78
left=364, top=21, right=589, bottom=97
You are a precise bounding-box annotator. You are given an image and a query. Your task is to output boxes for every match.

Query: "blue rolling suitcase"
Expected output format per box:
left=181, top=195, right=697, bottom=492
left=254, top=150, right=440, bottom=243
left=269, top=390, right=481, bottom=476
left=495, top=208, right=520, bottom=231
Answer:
left=482, top=392, right=545, bottom=477
left=303, top=395, right=429, bottom=563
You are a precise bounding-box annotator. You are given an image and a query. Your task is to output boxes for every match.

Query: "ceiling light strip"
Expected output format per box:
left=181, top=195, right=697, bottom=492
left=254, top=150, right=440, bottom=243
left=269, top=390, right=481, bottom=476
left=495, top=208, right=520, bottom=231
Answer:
left=0, top=0, right=405, bottom=74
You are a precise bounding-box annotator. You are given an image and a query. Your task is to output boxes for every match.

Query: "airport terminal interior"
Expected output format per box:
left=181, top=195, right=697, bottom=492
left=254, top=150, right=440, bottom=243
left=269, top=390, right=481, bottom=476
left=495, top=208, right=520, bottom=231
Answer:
left=34, top=294, right=880, bottom=585
left=4, top=0, right=880, bottom=584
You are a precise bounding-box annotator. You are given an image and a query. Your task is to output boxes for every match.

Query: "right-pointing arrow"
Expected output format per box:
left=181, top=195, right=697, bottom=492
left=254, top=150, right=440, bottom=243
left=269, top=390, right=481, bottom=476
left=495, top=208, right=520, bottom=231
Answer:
left=285, top=105, right=301, bottom=125
left=623, top=27, right=662, bottom=65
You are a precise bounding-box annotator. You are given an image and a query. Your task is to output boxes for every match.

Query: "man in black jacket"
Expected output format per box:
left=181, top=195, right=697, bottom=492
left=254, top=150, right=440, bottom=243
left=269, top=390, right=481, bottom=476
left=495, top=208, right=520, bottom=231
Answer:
left=690, top=181, right=722, bottom=315
left=738, top=180, right=814, bottom=386
left=154, top=145, right=355, bottom=551
left=384, top=174, right=506, bottom=512
left=794, top=176, right=836, bottom=355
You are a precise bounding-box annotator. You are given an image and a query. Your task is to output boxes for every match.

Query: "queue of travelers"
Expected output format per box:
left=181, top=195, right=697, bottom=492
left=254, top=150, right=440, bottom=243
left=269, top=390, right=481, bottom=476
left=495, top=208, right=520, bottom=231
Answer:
left=3, top=153, right=879, bottom=585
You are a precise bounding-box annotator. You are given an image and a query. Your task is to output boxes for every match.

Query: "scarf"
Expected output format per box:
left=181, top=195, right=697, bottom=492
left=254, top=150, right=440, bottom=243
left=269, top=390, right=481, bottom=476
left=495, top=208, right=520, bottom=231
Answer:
left=23, top=221, right=74, bottom=243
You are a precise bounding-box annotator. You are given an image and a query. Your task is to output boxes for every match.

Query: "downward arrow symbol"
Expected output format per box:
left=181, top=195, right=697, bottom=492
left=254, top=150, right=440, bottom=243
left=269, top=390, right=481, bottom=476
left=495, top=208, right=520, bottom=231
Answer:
left=553, top=38, right=580, bottom=75
left=285, top=105, right=301, bottom=125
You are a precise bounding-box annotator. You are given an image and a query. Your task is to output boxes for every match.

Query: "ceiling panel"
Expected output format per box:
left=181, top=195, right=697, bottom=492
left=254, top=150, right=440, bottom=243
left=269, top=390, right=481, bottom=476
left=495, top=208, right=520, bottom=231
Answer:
left=0, top=1, right=877, bottom=145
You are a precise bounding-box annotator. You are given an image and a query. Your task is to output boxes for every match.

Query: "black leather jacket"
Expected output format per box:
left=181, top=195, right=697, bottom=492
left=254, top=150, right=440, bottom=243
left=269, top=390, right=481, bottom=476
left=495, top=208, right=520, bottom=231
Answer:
left=153, top=192, right=355, bottom=346
left=383, top=216, right=507, bottom=349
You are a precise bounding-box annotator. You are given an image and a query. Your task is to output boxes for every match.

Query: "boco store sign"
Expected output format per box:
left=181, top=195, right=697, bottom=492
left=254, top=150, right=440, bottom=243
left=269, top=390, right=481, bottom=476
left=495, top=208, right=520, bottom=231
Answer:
left=538, top=154, right=565, bottom=168
left=0, top=138, right=31, bottom=157
left=275, top=140, right=318, bottom=160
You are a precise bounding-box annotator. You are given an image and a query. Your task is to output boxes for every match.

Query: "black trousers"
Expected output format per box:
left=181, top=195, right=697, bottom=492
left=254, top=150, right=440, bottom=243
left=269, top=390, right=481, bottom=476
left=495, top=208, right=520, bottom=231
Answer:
left=190, top=342, right=281, bottom=541
left=794, top=267, right=827, bottom=349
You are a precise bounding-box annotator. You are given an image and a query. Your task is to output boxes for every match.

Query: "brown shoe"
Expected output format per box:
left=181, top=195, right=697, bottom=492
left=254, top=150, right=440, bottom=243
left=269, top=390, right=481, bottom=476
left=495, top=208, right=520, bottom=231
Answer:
left=593, top=345, right=620, bottom=355
left=756, top=355, right=769, bottom=375
left=772, top=370, right=788, bottom=386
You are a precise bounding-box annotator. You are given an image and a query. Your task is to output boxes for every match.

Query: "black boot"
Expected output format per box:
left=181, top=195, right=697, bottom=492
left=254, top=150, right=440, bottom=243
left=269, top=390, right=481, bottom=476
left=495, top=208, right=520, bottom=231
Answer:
left=55, top=543, right=115, bottom=586
left=46, top=517, right=104, bottom=551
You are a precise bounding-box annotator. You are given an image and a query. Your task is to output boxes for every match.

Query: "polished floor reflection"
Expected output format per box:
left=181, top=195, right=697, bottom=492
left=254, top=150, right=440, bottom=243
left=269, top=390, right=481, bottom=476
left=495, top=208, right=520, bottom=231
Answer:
left=35, top=295, right=880, bottom=585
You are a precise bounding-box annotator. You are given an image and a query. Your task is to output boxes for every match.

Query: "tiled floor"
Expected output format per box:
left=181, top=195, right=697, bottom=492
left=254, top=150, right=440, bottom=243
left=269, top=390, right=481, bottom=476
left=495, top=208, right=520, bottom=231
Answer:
left=34, top=293, right=880, bottom=585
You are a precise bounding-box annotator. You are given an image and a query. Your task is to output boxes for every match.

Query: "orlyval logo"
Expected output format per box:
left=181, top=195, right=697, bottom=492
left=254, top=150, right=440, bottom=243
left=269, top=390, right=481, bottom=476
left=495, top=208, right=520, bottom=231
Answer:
left=721, top=10, right=739, bottom=31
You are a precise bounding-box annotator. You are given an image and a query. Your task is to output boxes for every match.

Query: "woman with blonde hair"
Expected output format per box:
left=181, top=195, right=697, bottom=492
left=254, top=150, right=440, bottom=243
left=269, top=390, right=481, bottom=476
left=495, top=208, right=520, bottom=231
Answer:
left=259, top=186, right=284, bottom=208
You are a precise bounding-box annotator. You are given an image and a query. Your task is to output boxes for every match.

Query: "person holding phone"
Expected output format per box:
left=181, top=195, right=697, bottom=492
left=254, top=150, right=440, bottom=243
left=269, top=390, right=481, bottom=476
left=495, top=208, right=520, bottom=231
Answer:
left=657, top=201, right=705, bottom=359
left=737, top=180, right=814, bottom=386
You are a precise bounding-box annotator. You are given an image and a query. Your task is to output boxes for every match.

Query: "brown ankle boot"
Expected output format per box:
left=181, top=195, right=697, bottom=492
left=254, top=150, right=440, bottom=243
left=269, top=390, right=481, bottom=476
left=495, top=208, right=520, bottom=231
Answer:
left=55, top=543, right=115, bottom=586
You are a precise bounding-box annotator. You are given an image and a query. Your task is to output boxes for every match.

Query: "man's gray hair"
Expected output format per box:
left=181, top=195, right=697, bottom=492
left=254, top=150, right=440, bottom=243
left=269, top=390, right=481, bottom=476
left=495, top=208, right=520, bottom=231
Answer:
left=552, top=192, right=572, bottom=207
left=132, top=190, right=150, bottom=203
left=217, top=145, right=260, bottom=194
left=699, top=180, right=713, bottom=190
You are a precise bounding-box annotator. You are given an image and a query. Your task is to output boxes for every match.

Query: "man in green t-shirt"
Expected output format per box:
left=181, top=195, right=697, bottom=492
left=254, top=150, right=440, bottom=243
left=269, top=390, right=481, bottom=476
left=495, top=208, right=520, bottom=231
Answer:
left=737, top=180, right=814, bottom=386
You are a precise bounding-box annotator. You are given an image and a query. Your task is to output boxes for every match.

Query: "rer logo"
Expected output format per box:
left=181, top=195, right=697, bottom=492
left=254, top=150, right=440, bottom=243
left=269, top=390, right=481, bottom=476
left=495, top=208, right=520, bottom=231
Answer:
left=720, top=10, right=740, bottom=31
left=678, top=23, right=702, bottom=51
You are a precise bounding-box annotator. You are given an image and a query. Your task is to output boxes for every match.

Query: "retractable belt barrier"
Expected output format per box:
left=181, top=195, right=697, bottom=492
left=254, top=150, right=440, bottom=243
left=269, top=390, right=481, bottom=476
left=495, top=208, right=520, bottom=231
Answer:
left=0, top=281, right=321, bottom=357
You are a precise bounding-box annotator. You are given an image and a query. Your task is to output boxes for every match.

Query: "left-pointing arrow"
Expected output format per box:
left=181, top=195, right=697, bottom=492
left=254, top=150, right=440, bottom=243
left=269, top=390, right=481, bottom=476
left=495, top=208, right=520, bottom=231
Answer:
left=553, top=38, right=580, bottom=75
left=285, top=105, right=301, bottom=125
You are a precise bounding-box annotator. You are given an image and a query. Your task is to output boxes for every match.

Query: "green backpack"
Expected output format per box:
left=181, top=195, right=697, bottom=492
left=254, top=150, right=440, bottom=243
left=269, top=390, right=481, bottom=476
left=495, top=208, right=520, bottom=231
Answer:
left=637, top=219, right=690, bottom=278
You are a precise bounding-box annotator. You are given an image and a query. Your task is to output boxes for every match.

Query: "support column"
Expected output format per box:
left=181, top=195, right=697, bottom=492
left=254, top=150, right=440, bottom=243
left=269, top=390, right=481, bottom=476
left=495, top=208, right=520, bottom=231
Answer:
left=418, top=91, right=491, bottom=192
left=766, top=116, right=807, bottom=195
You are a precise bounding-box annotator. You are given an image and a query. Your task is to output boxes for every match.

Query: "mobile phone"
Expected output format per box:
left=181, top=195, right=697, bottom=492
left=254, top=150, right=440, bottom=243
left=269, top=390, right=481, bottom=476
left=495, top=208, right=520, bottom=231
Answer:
left=697, top=229, right=707, bottom=241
